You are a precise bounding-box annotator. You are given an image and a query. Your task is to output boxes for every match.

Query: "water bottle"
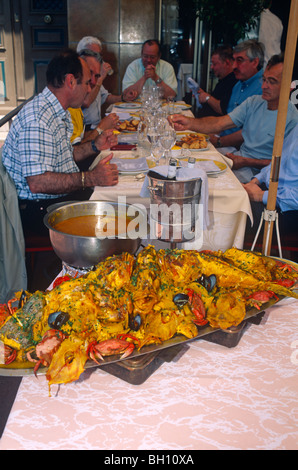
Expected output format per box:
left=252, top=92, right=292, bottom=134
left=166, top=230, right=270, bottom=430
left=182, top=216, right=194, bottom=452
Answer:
left=167, top=158, right=178, bottom=180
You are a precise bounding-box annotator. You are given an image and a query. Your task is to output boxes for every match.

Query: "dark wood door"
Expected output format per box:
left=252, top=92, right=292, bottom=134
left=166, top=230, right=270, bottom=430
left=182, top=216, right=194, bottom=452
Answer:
left=0, top=0, right=68, bottom=113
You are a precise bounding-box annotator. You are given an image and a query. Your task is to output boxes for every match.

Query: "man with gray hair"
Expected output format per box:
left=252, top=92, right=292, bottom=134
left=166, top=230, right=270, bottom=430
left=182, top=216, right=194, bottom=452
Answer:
left=227, top=39, right=264, bottom=113
left=210, top=39, right=265, bottom=148
left=76, top=36, right=137, bottom=129
left=77, top=36, right=103, bottom=53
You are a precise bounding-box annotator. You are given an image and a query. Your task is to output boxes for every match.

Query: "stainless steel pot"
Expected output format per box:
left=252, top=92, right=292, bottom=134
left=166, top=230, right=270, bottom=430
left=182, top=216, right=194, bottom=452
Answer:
left=43, top=201, right=148, bottom=268
left=147, top=173, right=202, bottom=243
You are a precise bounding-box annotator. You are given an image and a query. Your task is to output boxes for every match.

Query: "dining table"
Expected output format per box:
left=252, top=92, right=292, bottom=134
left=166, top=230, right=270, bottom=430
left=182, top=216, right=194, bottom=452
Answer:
left=90, top=100, right=253, bottom=252
left=1, top=101, right=297, bottom=451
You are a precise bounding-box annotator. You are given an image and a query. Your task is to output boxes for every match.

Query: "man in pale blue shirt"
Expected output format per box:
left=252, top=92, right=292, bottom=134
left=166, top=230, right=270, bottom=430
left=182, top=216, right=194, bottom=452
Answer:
left=243, top=124, right=298, bottom=260
left=122, top=39, right=177, bottom=99
left=243, top=124, right=298, bottom=212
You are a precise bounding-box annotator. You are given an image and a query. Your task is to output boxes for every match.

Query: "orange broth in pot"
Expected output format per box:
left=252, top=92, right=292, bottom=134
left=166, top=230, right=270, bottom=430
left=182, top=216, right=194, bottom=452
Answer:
left=54, top=214, right=134, bottom=237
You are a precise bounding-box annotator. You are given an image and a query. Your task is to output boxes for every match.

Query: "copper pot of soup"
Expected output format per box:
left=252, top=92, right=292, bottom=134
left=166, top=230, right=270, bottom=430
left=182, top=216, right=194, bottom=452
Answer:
left=44, top=201, right=148, bottom=268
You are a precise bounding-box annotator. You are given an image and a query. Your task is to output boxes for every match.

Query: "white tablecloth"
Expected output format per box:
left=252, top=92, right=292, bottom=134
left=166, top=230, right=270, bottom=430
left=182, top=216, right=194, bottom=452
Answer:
left=90, top=144, right=252, bottom=252
left=1, top=296, right=297, bottom=450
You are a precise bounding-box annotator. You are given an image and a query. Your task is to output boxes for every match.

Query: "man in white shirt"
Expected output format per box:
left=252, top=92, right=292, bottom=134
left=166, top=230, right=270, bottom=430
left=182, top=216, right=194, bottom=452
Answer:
left=122, top=39, right=178, bottom=99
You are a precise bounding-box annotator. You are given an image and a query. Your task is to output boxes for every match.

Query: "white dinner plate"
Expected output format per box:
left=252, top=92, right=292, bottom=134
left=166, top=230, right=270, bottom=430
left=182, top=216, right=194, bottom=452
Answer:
left=119, top=169, right=148, bottom=176
left=173, top=103, right=192, bottom=110
left=114, top=102, right=142, bottom=109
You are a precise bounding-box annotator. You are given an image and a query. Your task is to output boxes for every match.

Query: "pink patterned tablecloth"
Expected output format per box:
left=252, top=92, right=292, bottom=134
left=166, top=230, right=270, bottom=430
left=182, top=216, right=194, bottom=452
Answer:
left=0, top=297, right=297, bottom=450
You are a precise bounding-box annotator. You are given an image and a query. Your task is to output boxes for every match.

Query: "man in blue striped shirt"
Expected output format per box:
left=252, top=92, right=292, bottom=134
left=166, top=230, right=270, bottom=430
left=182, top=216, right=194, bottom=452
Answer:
left=2, top=49, right=118, bottom=236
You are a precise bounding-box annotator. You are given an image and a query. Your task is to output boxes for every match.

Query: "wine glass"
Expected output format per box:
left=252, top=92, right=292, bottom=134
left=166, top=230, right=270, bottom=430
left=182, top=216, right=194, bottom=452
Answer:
left=159, top=126, right=176, bottom=163
left=166, top=97, right=175, bottom=115
left=137, top=120, right=150, bottom=157
left=147, top=122, right=160, bottom=162
left=153, top=144, right=166, bottom=166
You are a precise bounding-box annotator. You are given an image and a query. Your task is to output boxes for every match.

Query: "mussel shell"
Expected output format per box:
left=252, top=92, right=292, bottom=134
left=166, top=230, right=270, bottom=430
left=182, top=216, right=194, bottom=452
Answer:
left=129, top=314, right=142, bottom=331
left=173, top=293, right=189, bottom=308
left=197, top=274, right=216, bottom=292
left=48, top=311, right=70, bottom=329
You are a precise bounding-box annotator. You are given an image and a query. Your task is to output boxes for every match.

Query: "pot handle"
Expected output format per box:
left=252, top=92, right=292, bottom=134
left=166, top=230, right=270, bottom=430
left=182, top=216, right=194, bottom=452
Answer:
left=46, top=201, right=77, bottom=213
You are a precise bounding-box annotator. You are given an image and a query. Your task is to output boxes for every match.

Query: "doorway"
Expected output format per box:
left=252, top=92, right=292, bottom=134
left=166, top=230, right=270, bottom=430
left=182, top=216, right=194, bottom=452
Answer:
left=0, top=0, right=68, bottom=113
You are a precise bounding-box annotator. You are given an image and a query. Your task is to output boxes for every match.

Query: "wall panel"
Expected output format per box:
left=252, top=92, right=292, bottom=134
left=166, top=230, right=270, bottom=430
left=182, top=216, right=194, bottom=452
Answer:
left=68, top=0, right=159, bottom=94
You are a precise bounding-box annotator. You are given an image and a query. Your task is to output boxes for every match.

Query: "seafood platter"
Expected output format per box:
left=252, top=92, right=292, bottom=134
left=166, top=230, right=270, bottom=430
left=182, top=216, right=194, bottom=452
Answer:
left=1, top=246, right=298, bottom=391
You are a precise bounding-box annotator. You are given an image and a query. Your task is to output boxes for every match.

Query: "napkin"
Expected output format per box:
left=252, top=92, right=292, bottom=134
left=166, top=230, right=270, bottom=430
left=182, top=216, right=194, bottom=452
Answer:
left=187, top=77, right=202, bottom=109
left=106, top=111, right=131, bottom=121
left=140, top=166, right=209, bottom=229
left=179, top=159, right=220, bottom=173
left=112, top=156, right=149, bottom=172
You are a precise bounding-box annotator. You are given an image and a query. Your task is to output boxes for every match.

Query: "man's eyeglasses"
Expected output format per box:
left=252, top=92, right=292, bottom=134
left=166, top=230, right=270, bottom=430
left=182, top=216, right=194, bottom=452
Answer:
left=79, top=49, right=103, bottom=64
left=261, top=76, right=280, bottom=86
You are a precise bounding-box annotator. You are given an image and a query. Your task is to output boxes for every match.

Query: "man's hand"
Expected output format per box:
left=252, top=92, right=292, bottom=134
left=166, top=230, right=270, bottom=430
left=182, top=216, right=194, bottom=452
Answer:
left=197, top=88, right=210, bottom=104
left=98, top=114, right=119, bottom=131
left=122, top=89, right=138, bottom=102
left=242, top=179, right=264, bottom=202
left=169, top=114, right=193, bottom=131
left=144, top=64, right=158, bottom=82
left=94, top=129, right=118, bottom=151
left=89, top=153, right=119, bottom=186
left=100, top=62, right=113, bottom=80
left=225, top=152, right=248, bottom=170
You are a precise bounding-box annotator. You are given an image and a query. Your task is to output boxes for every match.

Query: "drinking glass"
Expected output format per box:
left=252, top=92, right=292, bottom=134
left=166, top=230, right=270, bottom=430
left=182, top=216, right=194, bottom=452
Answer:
left=166, top=97, right=175, bottom=115
left=159, top=126, right=176, bottom=163
left=146, top=122, right=160, bottom=162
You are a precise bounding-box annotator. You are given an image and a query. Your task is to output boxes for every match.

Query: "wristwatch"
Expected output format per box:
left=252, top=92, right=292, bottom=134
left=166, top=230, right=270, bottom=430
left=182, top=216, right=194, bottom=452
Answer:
left=91, top=140, right=98, bottom=153
left=95, top=127, right=103, bottom=136
left=156, top=77, right=162, bottom=85
left=205, top=95, right=210, bottom=102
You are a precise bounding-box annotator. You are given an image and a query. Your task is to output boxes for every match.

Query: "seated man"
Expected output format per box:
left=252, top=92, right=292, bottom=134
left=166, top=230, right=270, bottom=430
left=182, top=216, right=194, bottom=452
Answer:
left=2, top=49, right=118, bottom=238
left=196, top=45, right=237, bottom=117
left=171, top=54, right=298, bottom=183
left=77, top=37, right=137, bottom=129
left=243, top=124, right=298, bottom=261
left=213, top=39, right=265, bottom=146
left=69, top=49, right=121, bottom=170
left=122, top=39, right=177, bottom=99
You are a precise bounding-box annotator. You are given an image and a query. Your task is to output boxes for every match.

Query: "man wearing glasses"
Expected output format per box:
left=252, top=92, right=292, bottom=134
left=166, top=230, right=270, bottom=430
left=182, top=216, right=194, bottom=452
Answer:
left=76, top=36, right=137, bottom=130
left=122, top=39, right=177, bottom=99
left=171, top=54, right=298, bottom=183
